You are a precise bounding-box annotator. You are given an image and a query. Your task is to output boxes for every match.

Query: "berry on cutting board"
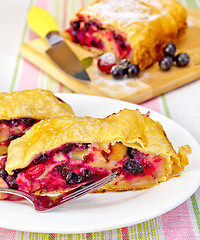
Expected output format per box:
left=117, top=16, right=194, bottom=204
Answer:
left=175, top=53, right=190, bottom=67
left=164, top=43, right=176, bottom=57
left=127, top=64, right=140, bottom=78
left=159, top=56, right=173, bottom=71
left=159, top=43, right=190, bottom=71
left=97, top=52, right=117, bottom=74
left=111, top=65, right=125, bottom=79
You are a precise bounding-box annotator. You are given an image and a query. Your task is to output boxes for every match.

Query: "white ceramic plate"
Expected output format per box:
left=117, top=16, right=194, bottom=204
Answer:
left=1, top=93, right=200, bottom=234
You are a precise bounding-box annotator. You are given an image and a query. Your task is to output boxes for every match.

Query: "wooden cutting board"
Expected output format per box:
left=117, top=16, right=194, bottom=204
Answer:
left=20, top=7, right=200, bottom=104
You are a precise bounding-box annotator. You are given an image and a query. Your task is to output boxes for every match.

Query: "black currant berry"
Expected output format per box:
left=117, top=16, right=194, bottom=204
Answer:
left=111, top=65, right=125, bottom=79
left=123, top=159, right=144, bottom=175
left=0, top=169, right=7, bottom=180
left=159, top=56, right=173, bottom=71
left=175, top=53, right=190, bottom=67
left=70, top=172, right=83, bottom=184
left=127, top=64, right=140, bottom=78
left=128, top=148, right=140, bottom=159
left=164, top=43, right=176, bottom=57
left=6, top=175, right=18, bottom=189
left=72, top=21, right=80, bottom=30
left=32, top=153, right=49, bottom=165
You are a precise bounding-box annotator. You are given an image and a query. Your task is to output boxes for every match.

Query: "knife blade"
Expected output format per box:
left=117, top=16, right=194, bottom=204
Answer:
left=27, top=6, right=90, bottom=81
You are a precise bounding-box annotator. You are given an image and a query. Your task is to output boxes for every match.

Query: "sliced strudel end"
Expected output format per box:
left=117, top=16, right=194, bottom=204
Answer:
left=65, top=0, right=187, bottom=70
left=4, top=109, right=190, bottom=194
left=0, top=88, right=74, bottom=155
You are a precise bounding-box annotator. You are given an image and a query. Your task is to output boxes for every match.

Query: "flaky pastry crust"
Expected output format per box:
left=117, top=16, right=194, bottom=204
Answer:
left=0, top=88, right=74, bottom=120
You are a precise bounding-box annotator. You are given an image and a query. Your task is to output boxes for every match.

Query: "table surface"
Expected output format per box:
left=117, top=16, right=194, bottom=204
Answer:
left=0, top=0, right=200, bottom=239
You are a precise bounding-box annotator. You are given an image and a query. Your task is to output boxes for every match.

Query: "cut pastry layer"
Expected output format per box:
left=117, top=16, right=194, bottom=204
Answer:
left=65, top=0, right=187, bottom=70
left=0, top=88, right=74, bottom=155
left=4, top=109, right=190, bottom=194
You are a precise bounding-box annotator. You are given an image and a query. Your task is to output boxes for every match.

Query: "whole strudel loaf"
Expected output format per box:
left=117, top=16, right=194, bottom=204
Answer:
left=65, top=0, right=187, bottom=70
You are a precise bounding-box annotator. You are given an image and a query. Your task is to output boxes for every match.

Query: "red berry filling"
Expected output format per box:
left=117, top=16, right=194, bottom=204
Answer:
left=0, top=142, right=164, bottom=195
left=26, top=164, right=46, bottom=180
left=112, top=32, right=131, bottom=59
left=66, top=17, right=131, bottom=59
left=67, top=18, right=104, bottom=49
left=0, top=118, right=39, bottom=148
left=14, top=143, right=108, bottom=193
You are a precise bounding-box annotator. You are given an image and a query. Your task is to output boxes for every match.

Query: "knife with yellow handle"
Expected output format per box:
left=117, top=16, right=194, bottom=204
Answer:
left=28, top=6, right=90, bottom=81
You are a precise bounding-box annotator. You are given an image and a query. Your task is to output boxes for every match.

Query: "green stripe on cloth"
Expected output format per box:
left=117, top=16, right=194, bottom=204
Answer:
left=136, top=223, right=143, bottom=239
left=66, top=234, right=73, bottom=240
left=34, top=232, right=39, bottom=240
left=116, top=228, right=122, bottom=240
left=161, top=94, right=171, bottom=118
left=149, top=220, right=155, bottom=239
left=191, top=194, right=200, bottom=233
left=10, top=0, right=34, bottom=91
left=21, top=231, right=24, bottom=240
left=107, top=230, right=113, bottom=240
left=186, top=0, right=199, bottom=8
left=130, top=225, right=137, bottom=239
left=129, top=219, right=160, bottom=240
left=55, top=234, right=59, bottom=240
left=81, top=233, right=85, bottom=240
left=149, top=219, right=159, bottom=240
left=29, top=232, right=32, bottom=240
left=143, top=221, right=149, bottom=240
left=100, top=231, right=106, bottom=240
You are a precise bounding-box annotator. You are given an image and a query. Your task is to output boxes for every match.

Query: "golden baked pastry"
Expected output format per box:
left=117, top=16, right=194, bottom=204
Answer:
left=5, top=109, right=190, bottom=194
left=65, top=0, right=187, bottom=69
left=0, top=88, right=74, bottom=155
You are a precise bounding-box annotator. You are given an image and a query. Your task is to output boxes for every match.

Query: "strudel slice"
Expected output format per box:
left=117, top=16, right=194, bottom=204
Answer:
left=65, top=0, right=187, bottom=70
left=0, top=89, right=74, bottom=155
left=4, top=109, right=190, bottom=194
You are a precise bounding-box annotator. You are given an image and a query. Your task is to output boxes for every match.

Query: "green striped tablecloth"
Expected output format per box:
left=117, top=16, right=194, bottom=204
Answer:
left=0, top=0, right=200, bottom=239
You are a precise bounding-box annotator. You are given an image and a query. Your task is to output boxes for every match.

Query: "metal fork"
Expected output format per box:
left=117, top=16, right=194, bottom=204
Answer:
left=0, top=172, right=116, bottom=211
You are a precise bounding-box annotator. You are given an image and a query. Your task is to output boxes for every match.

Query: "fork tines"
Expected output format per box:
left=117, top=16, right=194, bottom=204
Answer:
left=59, top=172, right=117, bottom=204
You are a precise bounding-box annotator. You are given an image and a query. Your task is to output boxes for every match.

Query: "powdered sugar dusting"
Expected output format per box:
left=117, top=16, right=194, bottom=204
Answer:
left=91, top=71, right=150, bottom=99
left=83, top=0, right=165, bottom=26
left=187, top=19, right=195, bottom=27
left=99, top=52, right=116, bottom=65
